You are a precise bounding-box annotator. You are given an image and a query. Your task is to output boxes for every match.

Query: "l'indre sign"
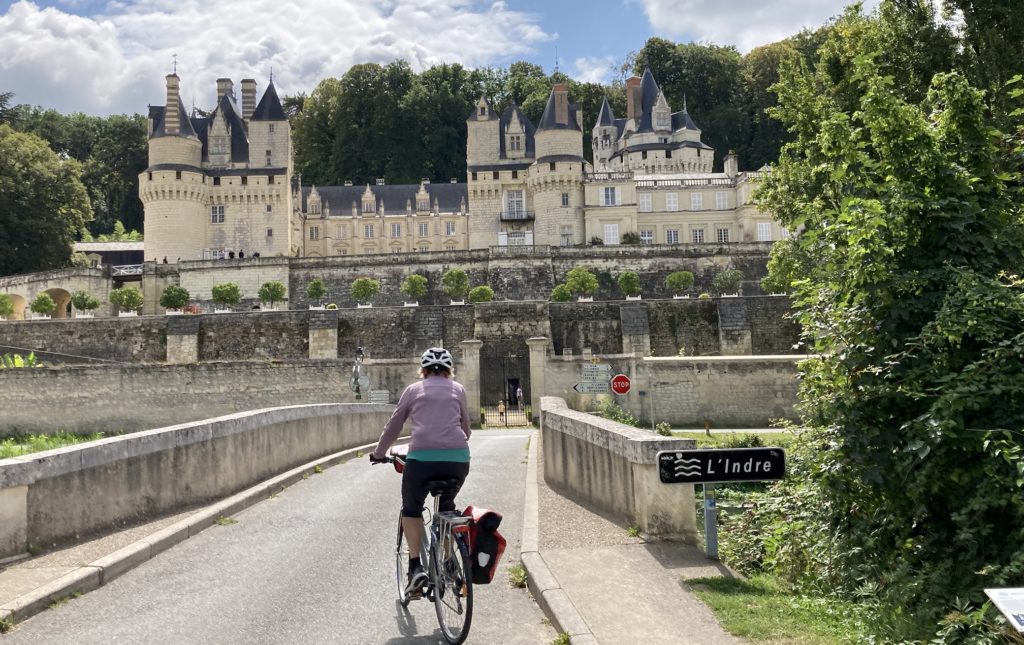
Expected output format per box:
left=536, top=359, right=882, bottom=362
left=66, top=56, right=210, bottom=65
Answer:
left=657, top=448, right=786, bottom=484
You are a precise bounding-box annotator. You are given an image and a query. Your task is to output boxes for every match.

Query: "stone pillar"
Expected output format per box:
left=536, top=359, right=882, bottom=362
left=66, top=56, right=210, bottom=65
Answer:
left=308, top=310, right=339, bottom=359
left=717, top=298, right=752, bottom=355
left=165, top=315, right=199, bottom=364
left=459, top=340, right=482, bottom=427
left=526, top=337, right=549, bottom=424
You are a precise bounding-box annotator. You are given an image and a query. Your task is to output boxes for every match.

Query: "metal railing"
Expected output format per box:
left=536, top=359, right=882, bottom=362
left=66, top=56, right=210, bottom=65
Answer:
left=585, top=171, right=634, bottom=182
left=498, top=210, right=535, bottom=221
left=112, top=264, right=143, bottom=276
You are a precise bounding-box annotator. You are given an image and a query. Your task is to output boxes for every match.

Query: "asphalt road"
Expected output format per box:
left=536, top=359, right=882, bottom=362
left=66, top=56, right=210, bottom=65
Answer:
left=5, top=429, right=555, bottom=644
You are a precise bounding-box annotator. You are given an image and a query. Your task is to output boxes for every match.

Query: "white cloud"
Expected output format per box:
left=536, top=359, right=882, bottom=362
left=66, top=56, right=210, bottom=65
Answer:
left=635, top=0, right=880, bottom=52
left=572, top=56, right=616, bottom=84
left=0, top=0, right=553, bottom=115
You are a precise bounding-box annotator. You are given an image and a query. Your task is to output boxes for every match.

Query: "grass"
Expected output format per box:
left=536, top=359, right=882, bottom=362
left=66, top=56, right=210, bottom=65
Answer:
left=688, top=574, right=869, bottom=644
left=46, top=591, right=82, bottom=610
left=214, top=516, right=238, bottom=526
left=508, top=563, right=527, bottom=589
left=313, top=465, right=323, bottom=474
left=0, top=432, right=104, bottom=459
left=0, top=616, right=12, bottom=633
left=626, top=524, right=642, bottom=538
left=672, top=430, right=796, bottom=449
left=550, top=633, right=571, bottom=645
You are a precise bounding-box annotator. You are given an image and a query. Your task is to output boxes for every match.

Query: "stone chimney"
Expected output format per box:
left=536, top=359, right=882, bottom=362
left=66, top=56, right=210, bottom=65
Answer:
left=725, top=150, right=739, bottom=177
left=164, top=74, right=180, bottom=135
left=626, top=76, right=641, bottom=121
left=553, top=83, right=569, bottom=125
left=216, top=78, right=234, bottom=103
left=241, top=79, right=257, bottom=121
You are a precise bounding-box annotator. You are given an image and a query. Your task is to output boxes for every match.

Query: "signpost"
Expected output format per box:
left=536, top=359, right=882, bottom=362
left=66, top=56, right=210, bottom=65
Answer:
left=573, top=382, right=610, bottom=394
left=575, top=362, right=612, bottom=394
left=368, top=389, right=390, bottom=404
left=610, top=374, right=631, bottom=395
left=985, top=588, right=1024, bottom=633
left=657, top=447, right=786, bottom=560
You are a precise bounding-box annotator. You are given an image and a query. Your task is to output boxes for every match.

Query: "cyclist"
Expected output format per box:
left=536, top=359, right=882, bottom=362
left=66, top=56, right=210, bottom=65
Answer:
left=370, top=347, right=471, bottom=597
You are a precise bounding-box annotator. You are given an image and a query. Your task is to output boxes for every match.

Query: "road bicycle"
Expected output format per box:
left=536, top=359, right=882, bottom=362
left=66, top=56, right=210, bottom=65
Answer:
left=375, top=450, right=474, bottom=644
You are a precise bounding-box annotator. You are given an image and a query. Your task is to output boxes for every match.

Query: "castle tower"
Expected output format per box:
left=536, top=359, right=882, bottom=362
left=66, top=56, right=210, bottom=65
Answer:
left=592, top=98, right=619, bottom=170
left=529, top=84, right=586, bottom=247
left=140, top=73, right=208, bottom=263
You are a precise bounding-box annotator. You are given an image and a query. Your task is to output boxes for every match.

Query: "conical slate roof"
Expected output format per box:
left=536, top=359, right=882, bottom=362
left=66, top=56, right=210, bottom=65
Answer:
left=251, top=82, right=287, bottom=121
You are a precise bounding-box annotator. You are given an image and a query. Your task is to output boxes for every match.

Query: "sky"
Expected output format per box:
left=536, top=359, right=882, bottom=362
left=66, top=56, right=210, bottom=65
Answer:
left=0, top=0, right=878, bottom=116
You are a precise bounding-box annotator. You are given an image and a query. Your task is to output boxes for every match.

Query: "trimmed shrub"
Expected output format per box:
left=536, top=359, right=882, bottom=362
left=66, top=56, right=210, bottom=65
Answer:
left=0, top=294, right=13, bottom=317
left=551, top=284, right=572, bottom=302
left=565, top=267, right=599, bottom=296
left=109, top=287, right=144, bottom=312
left=400, top=274, right=428, bottom=300
left=617, top=271, right=641, bottom=297
left=665, top=271, right=695, bottom=295
left=712, top=269, right=744, bottom=294
left=258, top=281, right=287, bottom=308
left=159, top=285, right=190, bottom=310
left=30, top=293, right=56, bottom=315
left=211, top=283, right=242, bottom=308
left=441, top=268, right=470, bottom=299
left=468, top=285, right=494, bottom=303
left=71, top=290, right=101, bottom=312
left=305, top=278, right=327, bottom=303
left=351, top=277, right=380, bottom=304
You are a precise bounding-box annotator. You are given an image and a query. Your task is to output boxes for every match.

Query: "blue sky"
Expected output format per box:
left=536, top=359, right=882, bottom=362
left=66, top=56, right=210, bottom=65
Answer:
left=0, top=0, right=872, bottom=116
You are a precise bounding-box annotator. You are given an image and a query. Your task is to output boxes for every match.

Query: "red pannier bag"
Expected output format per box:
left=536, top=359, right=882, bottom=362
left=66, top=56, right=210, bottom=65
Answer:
left=462, top=505, right=506, bottom=584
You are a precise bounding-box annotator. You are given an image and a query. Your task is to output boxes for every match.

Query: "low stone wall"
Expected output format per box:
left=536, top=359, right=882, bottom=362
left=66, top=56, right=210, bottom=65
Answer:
left=540, top=396, right=697, bottom=542
left=0, top=360, right=418, bottom=436
left=0, top=404, right=393, bottom=558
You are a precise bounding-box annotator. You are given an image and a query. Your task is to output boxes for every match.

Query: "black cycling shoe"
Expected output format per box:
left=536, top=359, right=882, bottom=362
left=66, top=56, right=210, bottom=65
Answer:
left=405, top=566, right=428, bottom=599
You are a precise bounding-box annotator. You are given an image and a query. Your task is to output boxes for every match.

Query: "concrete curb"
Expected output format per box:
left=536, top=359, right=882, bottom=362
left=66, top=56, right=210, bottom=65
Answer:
left=0, top=441, right=380, bottom=629
left=520, top=430, right=598, bottom=645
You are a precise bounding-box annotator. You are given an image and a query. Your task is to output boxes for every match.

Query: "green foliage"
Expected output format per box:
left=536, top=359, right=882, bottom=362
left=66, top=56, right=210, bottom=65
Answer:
left=305, top=278, right=327, bottom=302
left=325, top=303, right=338, bottom=310
left=589, top=236, right=604, bottom=246
left=350, top=277, right=380, bottom=304
left=90, top=220, right=143, bottom=242
left=0, top=352, right=42, bottom=369
left=441, top=268, right=470, bottom=299
left=109, top=286, right=144, bottom=312
left=565, top=266, right=599, bottom=296
left=550, top=283, right=572, bottom=302
left=698, top=292, right=711, bottom=299
left=159, top=285, right=190, bottom=310
left=210, top=283, right=241, bottom=308
left=617, top=271, right=641, bottom=297
left=620, top=231, right=640, bottom=245
left=665, top=271, right=695, bottom=294
left=711, top=269, right=744, bottom=294
left=592, top=398, right=640, bottom=427
left=0, top=431, right=103, bottom=459
left=760, top=238, right=809, bottom=294
left=467, top=285, right=494, bottom=303
left=0, top=293, right=14, bottom=317
left=257, top=281, right=286, bottom=307
left=508, top=563, right=527, bottom=589
left=655, top=422, right=672, bottom=436
left=0, top=125, right=92, bottom=275
left=400, top=274, right=428, bottom=300
left=29, top=293, right=56, bottom=315
left=70, top=290, right=99, bottom=312
left=743, top=6, right=1024, bottom=640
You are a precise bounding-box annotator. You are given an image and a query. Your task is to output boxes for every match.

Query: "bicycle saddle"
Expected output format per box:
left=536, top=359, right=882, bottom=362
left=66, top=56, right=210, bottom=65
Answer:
left=424, top=478, right=462, bottom=496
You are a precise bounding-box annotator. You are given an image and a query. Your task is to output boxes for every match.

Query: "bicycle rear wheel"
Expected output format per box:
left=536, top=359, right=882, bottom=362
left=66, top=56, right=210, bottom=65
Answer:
left=395, top=515, right=411, bottom=606
left=431, top=532, right=473, bottom=644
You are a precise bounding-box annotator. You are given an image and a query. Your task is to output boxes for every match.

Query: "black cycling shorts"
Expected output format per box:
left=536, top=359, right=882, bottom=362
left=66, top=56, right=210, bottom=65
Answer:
left=401, top=459, right=470, bottom=518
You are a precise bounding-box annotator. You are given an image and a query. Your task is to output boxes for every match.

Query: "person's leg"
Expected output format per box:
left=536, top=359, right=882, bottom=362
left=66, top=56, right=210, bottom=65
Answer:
left=401, top=461, right=430, bottom=569
left=438, top=462, right=470, bottom=514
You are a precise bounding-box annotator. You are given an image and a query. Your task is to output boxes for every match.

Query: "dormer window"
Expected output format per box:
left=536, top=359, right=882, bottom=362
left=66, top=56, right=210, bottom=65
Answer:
left=212, top=137, right=228, bottom=155
left=363, top=199, right=375, bottom=213
left=479, top=106, right=486, bottom=116
left=509, top=135, right=521, bottom=151
left=417, top=199, right=429, bottom=211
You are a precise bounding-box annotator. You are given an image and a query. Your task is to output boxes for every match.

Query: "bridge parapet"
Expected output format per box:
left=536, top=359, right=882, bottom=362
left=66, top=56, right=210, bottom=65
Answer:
left=0, top=403, right=393, bottom=559
left=540, top=396, right=698, bottom=542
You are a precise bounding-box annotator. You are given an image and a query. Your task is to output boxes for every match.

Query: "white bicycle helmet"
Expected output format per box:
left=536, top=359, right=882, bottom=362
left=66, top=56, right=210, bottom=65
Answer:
left=420, top=347, right=454, bottom=369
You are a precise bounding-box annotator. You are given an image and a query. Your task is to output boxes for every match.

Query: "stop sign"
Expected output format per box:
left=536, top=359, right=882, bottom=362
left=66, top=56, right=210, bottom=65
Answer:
left=610, top=374, right=631, bottom=395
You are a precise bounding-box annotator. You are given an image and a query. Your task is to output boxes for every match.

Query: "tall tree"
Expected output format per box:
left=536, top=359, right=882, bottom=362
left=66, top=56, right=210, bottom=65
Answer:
left=0, top=125, right=92, bottom=274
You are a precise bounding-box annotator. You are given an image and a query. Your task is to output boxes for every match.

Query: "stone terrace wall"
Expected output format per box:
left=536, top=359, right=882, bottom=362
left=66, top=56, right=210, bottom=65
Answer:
left=0, top=359, right=419, bottom=436
left=748, top=296, right=801, bottom=354
left=645, top=299, right=720, bottom=357
left=548, top=301, right=623, bottom=356
left=199, top=311, right=309, bottom=360
left=0, top=317, right=167, bottom=363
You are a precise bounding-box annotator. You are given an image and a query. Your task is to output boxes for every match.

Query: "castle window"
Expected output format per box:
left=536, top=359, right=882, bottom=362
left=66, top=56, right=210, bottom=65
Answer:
left=510, top=135, right=521, bottom=151
left=512, top=171, right=518, bottom=179
left=310, top=203, right=320, bottom=215
left=213, top=177, right=221, bottom=186
left=419, top=244, right=430, bottom=252
left=309, top=226, right=320, bottom=241
left=666, top=229, right=679, bottom=245
left=641, top=151, right=648, bottom=160
left=638, top=193, right=652, bottom=213
left=479, top=106, right=486, bottom=116
left=241, top=176, right=248, bottom=186
left=665, top=192, right=678, bottom=211
left=267, top=228, right=273, bottom=237
left=211, top=205, right=225, bottom=224
left=506, top=190, right=524, bottom=217
left=603, top=224, right=620, bottom=245
left=212, top=137, right=227, bottom=155
left=492, top=171, right=499, bottom=180
left=692, top=228, right=705, bottom=244
left=561, top=193, right=569, bottom=207
left=418, top=222, right=429, bottom=237
left=445, top=222, right=456, bottom=236
left=665, top=150, right=672, bottom=159
left=269, top=124, right=275, bottom=133
left=640, top=230, right=653, bottom=245
left=717, top=228, right=730, bottom=243
left=392, top=247, right=403, bottom=254
left=336, top=226, right=345, bottom=239
left=757, top=222, right=772, bottom=241
left=363, top=199, right=374, bottom=213
left=364, top=224, right=375, bottom=238
left=471, top=172, right=478, bottom=181
left=549, top=162, right=556, bottom=171
left=690, top=192, right=703, bottom=210
left=601, top=187, right=619, bottom=206
left=175, top=171, right=182, bottom=180
left=268, top=175, right=275, bottom=184
left=391, top=223, right=402, bottom=238
left=560, top=225, right=573, bottom=247
left=716, top=191, right=728, bottom=210
left=417, top=199, right=429, bottom=211
left=148, top=172, right=152, bottom=181
left=265, top=150, right=272, bottom=166
left=266, top=204, right=273, bottom=213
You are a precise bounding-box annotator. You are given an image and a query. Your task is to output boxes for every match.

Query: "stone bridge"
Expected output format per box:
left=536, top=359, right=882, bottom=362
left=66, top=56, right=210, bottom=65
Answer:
left=0, top=268, right=120, bottom=320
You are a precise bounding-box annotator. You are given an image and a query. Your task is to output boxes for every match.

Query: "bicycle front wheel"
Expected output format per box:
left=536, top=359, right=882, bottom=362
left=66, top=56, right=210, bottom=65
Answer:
left=431, top=532, right=473, bottom=644
left=395, top=515, right=411, bottom=606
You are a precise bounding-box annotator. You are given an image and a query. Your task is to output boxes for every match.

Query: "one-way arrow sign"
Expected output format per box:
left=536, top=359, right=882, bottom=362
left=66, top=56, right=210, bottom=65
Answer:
left=657, top=448, right=786, bottom=484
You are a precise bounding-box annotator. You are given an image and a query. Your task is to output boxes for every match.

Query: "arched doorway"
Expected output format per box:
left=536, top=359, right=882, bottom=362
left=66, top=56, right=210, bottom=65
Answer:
left=45, top=288, right=71, bottom=319
left=2, top=293, right=27, bottom=320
